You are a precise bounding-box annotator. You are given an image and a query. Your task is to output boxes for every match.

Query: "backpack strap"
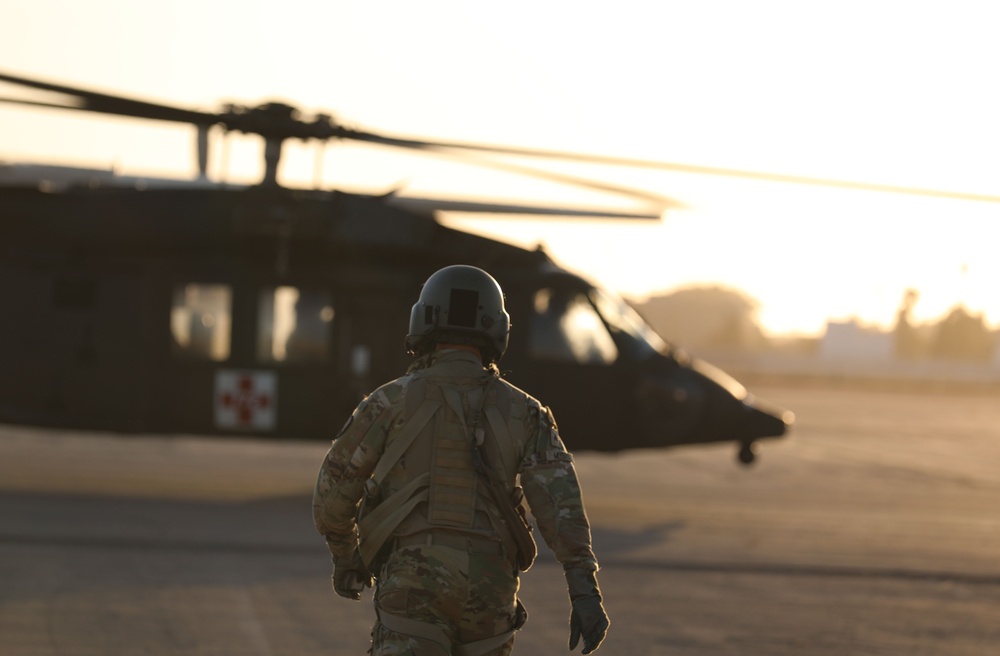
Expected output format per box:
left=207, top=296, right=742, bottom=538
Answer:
left=441, top=386, right=475, bottom=437
left=483, top=404, right=514, bottom=476
left=371, top=390, right=440, bottom=485
left=482, top=383, right=524, bottom=482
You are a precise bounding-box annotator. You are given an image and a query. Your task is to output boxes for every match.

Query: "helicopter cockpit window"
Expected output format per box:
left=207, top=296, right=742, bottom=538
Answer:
left=529, top=288, right=617, bottom=365
left=257, top=286, right=334, bottom=363
left=170, top=284, right=232, bottom=361
left=590, top=288, right=668, bottom=359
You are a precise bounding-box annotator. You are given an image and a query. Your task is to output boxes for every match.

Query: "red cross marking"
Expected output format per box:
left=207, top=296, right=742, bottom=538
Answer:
left=220, top=374, right=272, bottom=426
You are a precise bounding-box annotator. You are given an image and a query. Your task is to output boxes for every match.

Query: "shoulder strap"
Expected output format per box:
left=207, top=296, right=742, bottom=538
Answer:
left=444, top=379, right=537, bottom=571
left=371, top=394, right=441, bottom=485
left=483, top=404, right=514, bottom=476
left=442, top=387, right=473, bottom=437
left=441, top=378, right=491, bottom=441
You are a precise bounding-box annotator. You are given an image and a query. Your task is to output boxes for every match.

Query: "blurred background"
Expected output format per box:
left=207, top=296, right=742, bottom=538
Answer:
left=5, top=0, right=1000, bottom=387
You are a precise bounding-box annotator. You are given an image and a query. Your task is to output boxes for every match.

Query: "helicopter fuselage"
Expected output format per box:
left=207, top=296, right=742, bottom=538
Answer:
left=0, top=180, right=790, bottom=462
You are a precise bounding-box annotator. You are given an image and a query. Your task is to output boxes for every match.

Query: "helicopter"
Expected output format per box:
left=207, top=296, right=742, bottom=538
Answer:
left=0, top=70, right=794, bottom=465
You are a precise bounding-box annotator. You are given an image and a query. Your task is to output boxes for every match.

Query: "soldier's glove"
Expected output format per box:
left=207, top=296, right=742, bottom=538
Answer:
left=566, top=568, right=610, bottom=654
left=331, top=549, right=374, bottom=601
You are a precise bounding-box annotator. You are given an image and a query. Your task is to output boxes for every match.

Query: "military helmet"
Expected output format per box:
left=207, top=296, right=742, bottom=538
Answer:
left=405, top=265, right=510, bottom=362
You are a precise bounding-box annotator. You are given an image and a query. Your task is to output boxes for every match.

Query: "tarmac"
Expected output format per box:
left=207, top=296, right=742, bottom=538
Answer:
left=2, top=380, right=999, bottom=655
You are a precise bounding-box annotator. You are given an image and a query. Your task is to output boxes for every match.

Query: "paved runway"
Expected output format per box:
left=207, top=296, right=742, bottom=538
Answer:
left=2, top=380, right=999, bottom=655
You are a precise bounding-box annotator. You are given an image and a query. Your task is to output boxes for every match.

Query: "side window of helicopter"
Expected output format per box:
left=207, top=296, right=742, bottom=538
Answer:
left=257, top=286, right=334, bottom=363
left=170, top=284, right=232, bottom=361
left=529, top=288, right=618, bottom=365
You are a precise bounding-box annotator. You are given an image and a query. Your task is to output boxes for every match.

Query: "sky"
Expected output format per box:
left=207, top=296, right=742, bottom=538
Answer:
left=3, top=0, right=1000, bottom=337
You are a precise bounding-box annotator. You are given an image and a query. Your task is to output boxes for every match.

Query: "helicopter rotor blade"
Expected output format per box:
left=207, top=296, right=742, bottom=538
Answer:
left=378, top=141, right=682, bottom=208
left=5, top=70, right=995, bottom=203
left=384, top=196, right=662, bottom=220
left=0, top=94, right=203, bottom=126
left=439, top=149, right=680, bottom=207
left=0, top=71, right=218, bottom=126
left=339, top=128, right=1000, bottom=204
left=0, top=96, right=86, bottom=112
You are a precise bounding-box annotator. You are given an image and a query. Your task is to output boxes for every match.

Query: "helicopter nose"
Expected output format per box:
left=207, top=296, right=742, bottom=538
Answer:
left=739, top=395, right=795, bottom=439
left=634, top=358, right=793, bottom=448
left=687, top=356, right=793, bottom=440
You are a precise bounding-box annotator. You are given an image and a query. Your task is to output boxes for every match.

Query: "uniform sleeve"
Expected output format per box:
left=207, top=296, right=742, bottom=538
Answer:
left=312, top=388, right=396, bottom=560
left=519, top=404, right=599, bottom=573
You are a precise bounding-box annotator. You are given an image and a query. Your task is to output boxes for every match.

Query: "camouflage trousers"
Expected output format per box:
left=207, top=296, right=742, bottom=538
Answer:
left=369, top=542, right=522, bottom=656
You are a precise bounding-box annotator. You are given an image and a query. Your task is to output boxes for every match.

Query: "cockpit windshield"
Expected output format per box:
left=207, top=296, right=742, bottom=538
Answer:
left=589, top=287, right=668, bottom=359
left=527, top=284, right=668, bottom=364
left=529, top=288, right=618, bottom=364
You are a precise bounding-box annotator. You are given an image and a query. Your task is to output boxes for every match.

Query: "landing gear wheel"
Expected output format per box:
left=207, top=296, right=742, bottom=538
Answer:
left=738, top=442, right=757, bottom=466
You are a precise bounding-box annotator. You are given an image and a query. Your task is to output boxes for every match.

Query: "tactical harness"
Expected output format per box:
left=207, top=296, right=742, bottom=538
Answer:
left=356, top=358, right=534, bottom=655
left=358, top=365, right=531, bottom=569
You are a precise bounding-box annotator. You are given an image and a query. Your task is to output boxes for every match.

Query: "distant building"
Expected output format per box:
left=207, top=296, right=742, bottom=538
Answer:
left=820, top=320, right=893, bottom=362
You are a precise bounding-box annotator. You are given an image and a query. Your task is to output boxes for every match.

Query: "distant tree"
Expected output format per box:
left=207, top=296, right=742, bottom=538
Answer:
left=927, top=305, right=995, bottom=361
left=893, top=288, right=924, bottom=359
left=632, top=285, right=767, bottom=352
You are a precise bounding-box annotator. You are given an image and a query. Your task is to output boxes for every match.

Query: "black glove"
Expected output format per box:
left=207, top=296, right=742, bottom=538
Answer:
left=566, top=569, right=610, bottom=654
left=331, top=549, right=374, bottom=601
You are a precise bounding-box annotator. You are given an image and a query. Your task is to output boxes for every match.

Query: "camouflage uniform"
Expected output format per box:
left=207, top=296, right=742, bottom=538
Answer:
left=313, top=348, right=599, bottom=655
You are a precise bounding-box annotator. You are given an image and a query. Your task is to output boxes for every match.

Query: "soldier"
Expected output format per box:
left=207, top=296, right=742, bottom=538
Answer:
left=313, top=265, right=609, bottom=655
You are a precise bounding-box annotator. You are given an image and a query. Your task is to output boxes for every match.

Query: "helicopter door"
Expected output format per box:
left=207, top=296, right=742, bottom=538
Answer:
left=254, top=285, right=340, bottom=437
left=155, top=281, right=236, bottom=433
left=513, top=286, right=634, bottom=450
